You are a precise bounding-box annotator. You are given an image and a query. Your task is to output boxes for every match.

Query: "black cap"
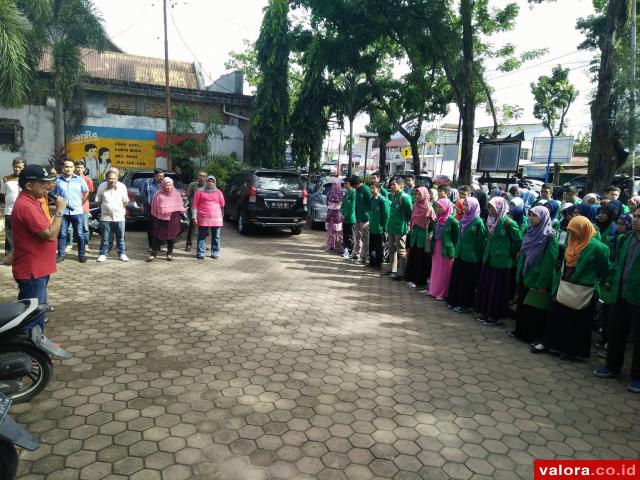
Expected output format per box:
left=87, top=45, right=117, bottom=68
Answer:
left=153, top=168, right=164, bottom=174
left=19, top=164, right=56, bottom=188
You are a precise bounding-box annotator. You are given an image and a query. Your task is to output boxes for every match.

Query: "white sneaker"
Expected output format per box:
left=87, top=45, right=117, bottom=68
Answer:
left=65, top=245, right=72, bottom=253
left=85, top=246, right=91, bottom=252
left=96, top=255, right=106, bottom=262
left=342, top=249, right=350, bottom=258
left=119, top=254, right=130, bottom=262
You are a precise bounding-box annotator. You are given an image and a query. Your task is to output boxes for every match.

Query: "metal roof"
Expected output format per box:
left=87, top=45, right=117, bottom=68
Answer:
left=39, top=48, right=199, bottom=90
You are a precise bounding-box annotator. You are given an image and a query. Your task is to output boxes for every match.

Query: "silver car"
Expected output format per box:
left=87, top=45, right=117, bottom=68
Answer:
left=309, top=177, right=345, bottom=229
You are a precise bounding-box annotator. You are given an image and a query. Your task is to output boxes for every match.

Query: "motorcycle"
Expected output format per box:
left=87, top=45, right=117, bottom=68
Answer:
left=0, top=299, right=70, bottom=403
left=0, top=392, right=39, bottom=479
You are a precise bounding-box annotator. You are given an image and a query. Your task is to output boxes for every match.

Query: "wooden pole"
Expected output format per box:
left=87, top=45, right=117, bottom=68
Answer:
left=163, top=0, right=172, bottom=171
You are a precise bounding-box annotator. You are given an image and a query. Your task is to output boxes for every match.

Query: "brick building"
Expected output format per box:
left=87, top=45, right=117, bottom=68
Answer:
left=0, top=47, right=252, bottom=174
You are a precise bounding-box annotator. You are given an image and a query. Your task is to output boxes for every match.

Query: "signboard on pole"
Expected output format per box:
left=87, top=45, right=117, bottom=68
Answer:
left=401, top=146, right=412, bottom=160
left=531, top=136, right=574, bottom=164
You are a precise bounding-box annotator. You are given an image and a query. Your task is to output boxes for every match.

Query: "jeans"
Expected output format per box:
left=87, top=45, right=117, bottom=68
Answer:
left=197, top=226, right=221, bottom=257
left=145, top=209, right=154, bottom=248
left=16, top=276, right=49, bottom=330
left=100, top=221, right=126, bottom=256
left=58, top=214, right=86, bottom=257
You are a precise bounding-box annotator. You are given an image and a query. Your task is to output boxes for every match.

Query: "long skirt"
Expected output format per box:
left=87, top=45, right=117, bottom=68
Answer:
left=447, top=259, right=481, bottom=309
left=326, top=218, right=343, bottom=251
left=152, top=212, right=182, bottom=241
left=429, top=240, right=454, bottom=298
left=474, top=265, right=512, bottom=320
left=404, top=244, right=431, bottom=287
left=544, top=300, right=595, bottom=358
left=514, top=285, right=548, bottom=343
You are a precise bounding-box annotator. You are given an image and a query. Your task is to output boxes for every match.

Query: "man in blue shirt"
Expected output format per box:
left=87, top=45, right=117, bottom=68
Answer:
left=141, top=168, right=164, bottom=250
left=54, top=159, right=89, bottom=262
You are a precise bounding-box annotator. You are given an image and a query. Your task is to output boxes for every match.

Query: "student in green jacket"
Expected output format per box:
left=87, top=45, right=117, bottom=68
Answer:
left=475, top=197, right=523, bottom=325
left=350, top=175, right=372, bottom=264
left=428, top=198, right=460, bottom=300
left=340, top=181, right=356, bottom=258
left=370, top=173, right=388, bottom=199
left=532, top=216, right=610, bottom=358
left=386, top=177, right=413, bottom=279
left=512, top=206, right=559, bottom=343
left=595, top=204, right=617, bottom=248
left=594, top=206, right=640, bottom=393
left=368, top=182, right=389, bottom=269
left=447, top=197, right=487, bottom=313
left=404, top=187, right=436, bottom=289
left=403, top=174, right=416, bottom=203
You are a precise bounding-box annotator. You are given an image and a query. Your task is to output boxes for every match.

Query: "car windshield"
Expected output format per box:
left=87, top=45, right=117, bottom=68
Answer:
left=131, top=174, right=183, bottom=190
left=255, top=173, right=302, bottom=191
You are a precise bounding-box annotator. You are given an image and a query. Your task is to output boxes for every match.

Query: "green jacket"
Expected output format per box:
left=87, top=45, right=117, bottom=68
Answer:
left=379, top=185, right=389, bottom=199
left=482, top=217, right=523, bottom=269
left=605, top=232, right=640, bottom=306
left=387, top=191, right=413, bottom=235
left=403, top=186, right=416, bottom=205
left=431, top=216, right=460, bottom=258
left=516, top=216, right=529, bottom=237
left=554, top=237, right=610, bottom=292
left=456, top=216, right=487, bottom=264
left=369, top=194, right=390, bottom=234
left=516, top=234, right=559, bottom=291
left=340, top=189, right=356, bottom=224
left=355, top=184, right=372, bottom=222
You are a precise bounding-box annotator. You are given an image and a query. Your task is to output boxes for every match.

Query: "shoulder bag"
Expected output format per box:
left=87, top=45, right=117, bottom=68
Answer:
left=555, top=261, right=594, bottom=311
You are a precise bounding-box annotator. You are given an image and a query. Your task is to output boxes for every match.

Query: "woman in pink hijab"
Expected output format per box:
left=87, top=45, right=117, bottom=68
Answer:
left=428, top=198, right=460, bottom=300
left=404, top=187, right=436, bottom=289
left=147, top=177, right=186, bottom=262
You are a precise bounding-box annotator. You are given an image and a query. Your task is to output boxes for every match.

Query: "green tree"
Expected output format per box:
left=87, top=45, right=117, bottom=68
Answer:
left=225, top=40, right=261, bottom=88
left=250, top=0, right=290, bottom=168
left=0, top=0, right=43, bottom=107
left=531, top=66, right=578, bottom=137
left=160, top=105, right=224, bottom=181
left=21, top=0, right=109, bottom=148
left=290, top=36, right=331, bottom=173
left=366, top=107, right=395, bottom=180
left=573, top=129, right=592, bottom=154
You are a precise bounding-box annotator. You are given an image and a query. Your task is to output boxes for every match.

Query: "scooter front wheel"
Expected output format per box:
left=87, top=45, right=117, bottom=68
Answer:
left=0, top=441, right=18, bottom=480
left=0, top=345, right=52, bottom=404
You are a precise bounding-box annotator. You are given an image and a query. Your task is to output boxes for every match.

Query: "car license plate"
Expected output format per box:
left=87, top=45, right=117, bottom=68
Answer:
left=270, top=201, right=292, bottom=209
left=0, top=393, right=12, bottom=423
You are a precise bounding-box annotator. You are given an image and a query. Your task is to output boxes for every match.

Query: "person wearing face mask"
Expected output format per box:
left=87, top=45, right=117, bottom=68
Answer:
left=95, top=169, right=129, bottom=262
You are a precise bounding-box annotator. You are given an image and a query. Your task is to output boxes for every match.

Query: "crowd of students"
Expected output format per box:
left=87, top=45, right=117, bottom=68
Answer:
left=324, top=175, right=640, bottom=393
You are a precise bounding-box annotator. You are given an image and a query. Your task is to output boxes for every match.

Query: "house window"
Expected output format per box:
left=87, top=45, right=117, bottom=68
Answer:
left=520, top=148, right=530, bottom=160
left=0, top=119, right=23, bottom=151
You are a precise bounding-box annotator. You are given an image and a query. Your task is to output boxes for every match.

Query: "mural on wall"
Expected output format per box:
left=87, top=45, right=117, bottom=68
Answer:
left=66, top=126, right=159, bottom=181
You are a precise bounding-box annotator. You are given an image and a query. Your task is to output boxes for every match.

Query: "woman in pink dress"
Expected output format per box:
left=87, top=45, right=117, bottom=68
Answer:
left=428, top=198, right=460, bottom=300
left=147, top=177, right=186, bottom=262
left=192, top=175, right=225, bottom=260
left=325, top=178, right=344, bottom=252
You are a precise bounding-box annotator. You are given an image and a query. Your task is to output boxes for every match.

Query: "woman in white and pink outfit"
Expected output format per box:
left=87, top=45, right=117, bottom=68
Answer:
left=192, top=175, right=225, bottom=260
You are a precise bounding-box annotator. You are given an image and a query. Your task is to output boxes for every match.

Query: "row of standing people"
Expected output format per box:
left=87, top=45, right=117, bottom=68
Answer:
left=324, top=175, right=640, bottom=393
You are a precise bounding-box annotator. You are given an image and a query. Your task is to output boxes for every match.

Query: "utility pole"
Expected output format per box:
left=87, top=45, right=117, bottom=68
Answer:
left=163, top=0, right=172, bottom=171
left=631, top=0, right=637, bottom=194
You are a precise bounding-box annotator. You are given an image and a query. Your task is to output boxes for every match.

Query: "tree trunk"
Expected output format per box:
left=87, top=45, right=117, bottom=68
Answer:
left=54, top=97, right=65, bottom=149
left=379, top=139, right=388, bottom=180
left=410, top=139, right=421, bottom=175
left=457, top=0, right=475, bottom=186
left=348, top=117, right=354, bottom=177
left=587, top=0, right=627, bottom=193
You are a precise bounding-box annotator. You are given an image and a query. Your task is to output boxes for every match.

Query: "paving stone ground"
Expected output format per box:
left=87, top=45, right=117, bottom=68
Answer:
left=1, top=225, right=639, bottom=480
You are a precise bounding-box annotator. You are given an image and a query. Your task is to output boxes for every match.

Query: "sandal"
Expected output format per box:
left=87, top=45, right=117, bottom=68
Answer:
left=146, top=255, right=155, bottom=262
left=529, top=343, right=547, bottom=354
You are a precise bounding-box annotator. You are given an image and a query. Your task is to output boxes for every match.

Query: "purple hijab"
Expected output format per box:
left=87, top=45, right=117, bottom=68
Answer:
left=521, top=205, right=554, bottom=271
left=461, top=197, right=480, bottom=234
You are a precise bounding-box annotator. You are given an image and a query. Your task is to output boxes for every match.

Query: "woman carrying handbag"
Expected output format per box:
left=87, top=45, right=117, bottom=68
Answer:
left=531, top=216, right=610, bottom=359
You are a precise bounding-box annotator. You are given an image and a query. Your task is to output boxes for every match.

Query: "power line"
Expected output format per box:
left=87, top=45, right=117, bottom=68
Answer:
left=486, top=49, right=586, bottom=81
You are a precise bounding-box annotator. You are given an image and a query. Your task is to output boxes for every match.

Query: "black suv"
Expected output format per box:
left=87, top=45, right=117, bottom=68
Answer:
left=224, top=170, right=308, bottom=235
left=120, top=170, right=185, bottom=223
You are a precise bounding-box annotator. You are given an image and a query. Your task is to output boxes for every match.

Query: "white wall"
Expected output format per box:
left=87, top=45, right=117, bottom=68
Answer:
left=0, top=105, right=55, bottom=174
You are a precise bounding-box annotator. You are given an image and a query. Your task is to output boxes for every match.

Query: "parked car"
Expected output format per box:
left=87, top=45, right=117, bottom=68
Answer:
left=309, top=177, right=345, bottom=229
left=120, top=170, right=185, bottom=223
left=223, top=169, right=308, bottom=235
left=553, top=174, right=640, bottom=202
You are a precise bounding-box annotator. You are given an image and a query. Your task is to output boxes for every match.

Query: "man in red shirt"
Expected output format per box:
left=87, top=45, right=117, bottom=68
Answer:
left=11, top=165, right=67, bottom=328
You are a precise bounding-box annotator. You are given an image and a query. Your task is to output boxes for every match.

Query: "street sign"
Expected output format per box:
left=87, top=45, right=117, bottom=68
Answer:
left=401, top=146, right=412, bottom=160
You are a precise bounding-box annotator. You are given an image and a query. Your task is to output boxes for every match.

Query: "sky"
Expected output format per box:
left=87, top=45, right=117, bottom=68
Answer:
left=93, top=0, right=597, bottom=139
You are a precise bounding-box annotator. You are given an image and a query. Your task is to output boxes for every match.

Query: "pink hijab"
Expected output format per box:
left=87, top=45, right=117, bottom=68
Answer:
left=435, top=198, right=453, bottom=226
left=410, top=186, right=436, bottom=229
left=151, top=177, right=186, bottom=220
left=487, top=196, right=509, bottom=233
